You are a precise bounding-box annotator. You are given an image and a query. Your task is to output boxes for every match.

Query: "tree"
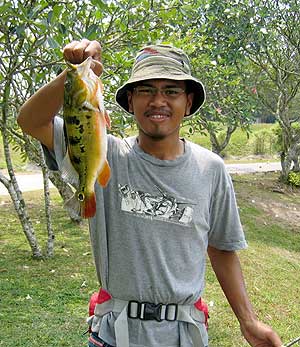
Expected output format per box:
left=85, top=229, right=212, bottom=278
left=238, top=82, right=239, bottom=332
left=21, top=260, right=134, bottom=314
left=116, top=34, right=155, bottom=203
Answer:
left=164, top=0, right=259, bottom=156
left=227, top=0, right=300, bottom=181
left=0, top=0, right=195, bottom=257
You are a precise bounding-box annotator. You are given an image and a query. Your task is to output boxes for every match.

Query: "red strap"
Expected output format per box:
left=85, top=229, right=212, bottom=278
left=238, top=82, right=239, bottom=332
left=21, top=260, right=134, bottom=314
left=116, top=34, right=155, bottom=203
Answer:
left=194, top=297, right=209, bottom=329
left=97, top=288, right=112, bottom=304
left=89, top=288, right=112, bottom=317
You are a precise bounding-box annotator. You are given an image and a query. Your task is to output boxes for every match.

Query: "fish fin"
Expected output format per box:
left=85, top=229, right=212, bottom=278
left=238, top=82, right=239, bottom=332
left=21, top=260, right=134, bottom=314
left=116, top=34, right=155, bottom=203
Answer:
left=64, top=194, right=81, bottom=218
left=82, top=192, right=96, bottom=218
left=61, top=151, right=80, bottom=188
left=104, top=110, right=111, bottom=129
left=98, top=160, right=111, bottom=187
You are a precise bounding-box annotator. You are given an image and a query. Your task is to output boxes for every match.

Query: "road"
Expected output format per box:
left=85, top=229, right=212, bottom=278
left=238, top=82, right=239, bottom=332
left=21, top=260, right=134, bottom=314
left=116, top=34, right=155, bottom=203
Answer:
left=0, top=162, right=282, bottom=196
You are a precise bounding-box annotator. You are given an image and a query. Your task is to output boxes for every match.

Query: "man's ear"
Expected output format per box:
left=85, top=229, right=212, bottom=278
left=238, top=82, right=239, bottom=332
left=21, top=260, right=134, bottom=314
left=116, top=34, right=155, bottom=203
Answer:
left=127, top=91, right=134, bottom=113
left=185, top=93, right=194, bottom=116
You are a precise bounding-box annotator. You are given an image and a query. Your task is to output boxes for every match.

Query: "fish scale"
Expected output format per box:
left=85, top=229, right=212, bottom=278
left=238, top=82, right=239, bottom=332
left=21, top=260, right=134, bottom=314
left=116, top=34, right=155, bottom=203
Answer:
left=62, top=57, right=111, bottom=218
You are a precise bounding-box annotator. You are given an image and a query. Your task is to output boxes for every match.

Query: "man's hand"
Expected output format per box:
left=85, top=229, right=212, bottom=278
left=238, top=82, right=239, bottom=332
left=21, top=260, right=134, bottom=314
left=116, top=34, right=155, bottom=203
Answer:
left=63, top=39, right=103, bottom=76
left=240, top=318, right=283, bottom=347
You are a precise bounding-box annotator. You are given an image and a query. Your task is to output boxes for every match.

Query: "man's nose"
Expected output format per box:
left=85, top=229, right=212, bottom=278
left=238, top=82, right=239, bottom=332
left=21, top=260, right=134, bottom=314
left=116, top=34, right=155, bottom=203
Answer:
left=148, top=90, right=168, bottom=106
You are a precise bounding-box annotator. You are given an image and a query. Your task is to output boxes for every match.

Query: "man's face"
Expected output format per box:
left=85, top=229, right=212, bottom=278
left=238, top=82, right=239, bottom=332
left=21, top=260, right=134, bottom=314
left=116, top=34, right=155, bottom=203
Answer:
left=127, top=79, right=193, bottom=141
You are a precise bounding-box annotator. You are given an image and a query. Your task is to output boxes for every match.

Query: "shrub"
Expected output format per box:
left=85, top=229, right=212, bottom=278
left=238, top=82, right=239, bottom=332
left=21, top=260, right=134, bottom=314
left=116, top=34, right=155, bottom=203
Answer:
left=288, top=171, right=300, bottom=187
left=254, top=130, right=277, bottom=155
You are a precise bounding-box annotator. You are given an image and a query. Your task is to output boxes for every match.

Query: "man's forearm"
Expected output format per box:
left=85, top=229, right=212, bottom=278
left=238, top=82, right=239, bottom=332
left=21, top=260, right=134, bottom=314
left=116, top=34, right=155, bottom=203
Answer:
left=207, top=246, right=257, bottom=324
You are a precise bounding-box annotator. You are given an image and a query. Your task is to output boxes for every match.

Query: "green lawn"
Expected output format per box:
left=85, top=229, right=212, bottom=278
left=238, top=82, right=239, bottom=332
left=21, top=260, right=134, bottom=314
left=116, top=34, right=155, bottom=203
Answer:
left=0, top=172, right=299, bottom=347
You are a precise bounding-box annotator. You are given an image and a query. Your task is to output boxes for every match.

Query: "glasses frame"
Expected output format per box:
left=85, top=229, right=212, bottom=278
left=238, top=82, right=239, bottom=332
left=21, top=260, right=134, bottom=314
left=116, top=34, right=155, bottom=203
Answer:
left=133, top=85, right=186, bottom=99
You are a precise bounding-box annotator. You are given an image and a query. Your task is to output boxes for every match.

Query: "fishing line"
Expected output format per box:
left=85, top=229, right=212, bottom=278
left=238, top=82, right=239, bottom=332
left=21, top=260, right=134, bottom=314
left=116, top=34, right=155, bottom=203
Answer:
left=283, top=336, right=300, bottom=347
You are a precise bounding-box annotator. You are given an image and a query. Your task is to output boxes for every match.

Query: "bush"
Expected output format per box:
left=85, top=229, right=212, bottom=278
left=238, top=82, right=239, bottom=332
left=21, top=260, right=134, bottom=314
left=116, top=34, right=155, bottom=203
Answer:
left=288, top=171, right=300, bottom=187
left=253, top=130, right=277, bottom=155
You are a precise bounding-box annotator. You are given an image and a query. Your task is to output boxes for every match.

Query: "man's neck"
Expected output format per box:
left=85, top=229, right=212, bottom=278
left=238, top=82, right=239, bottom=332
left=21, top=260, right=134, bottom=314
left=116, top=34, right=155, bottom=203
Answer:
left=137, top=134, right=185, bottom=160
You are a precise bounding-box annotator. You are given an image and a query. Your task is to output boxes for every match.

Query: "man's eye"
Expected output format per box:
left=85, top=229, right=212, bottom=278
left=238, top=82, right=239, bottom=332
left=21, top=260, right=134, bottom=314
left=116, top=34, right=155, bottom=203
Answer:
left=141, top=88, right=152, bottom=93
left=164, top=88, right=179, bottom=95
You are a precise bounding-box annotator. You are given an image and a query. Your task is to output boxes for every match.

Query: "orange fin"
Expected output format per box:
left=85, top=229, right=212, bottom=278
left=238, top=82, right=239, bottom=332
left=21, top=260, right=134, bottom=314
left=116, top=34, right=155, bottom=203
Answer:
left=82, top=192, right=96, bottom=219
left=105, top=110, right=111, bottom=129
left=98, top=160, right=111, bottom=187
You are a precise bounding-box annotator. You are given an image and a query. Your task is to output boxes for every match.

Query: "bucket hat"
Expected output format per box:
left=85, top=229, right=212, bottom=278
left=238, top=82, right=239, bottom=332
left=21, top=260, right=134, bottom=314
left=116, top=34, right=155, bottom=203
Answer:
left=115, top=44, right=206, bottom=117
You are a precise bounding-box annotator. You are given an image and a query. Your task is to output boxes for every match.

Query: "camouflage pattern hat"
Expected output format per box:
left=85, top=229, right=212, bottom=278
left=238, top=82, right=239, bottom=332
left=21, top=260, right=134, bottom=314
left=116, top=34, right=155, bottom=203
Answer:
left=115, top=44, right=206, bottom=117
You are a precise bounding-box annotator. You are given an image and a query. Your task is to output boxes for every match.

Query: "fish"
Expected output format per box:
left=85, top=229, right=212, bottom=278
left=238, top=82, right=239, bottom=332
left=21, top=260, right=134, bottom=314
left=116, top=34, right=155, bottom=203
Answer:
left=62, top=56, right=111, bottom=218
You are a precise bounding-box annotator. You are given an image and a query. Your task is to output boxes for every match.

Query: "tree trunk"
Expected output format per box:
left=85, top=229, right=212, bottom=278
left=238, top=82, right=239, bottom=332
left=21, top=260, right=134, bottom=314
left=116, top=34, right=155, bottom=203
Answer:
left=280, top=139, right=300, bottom=181
left=0, top=143, right=43, bottom=259
left=1, top=76, right=43, bottom=258
left=38, top=144, right=55, bottom=257
left=209, top=125, right=236, bottom=156
left=279, top=125, right=300, bottom=181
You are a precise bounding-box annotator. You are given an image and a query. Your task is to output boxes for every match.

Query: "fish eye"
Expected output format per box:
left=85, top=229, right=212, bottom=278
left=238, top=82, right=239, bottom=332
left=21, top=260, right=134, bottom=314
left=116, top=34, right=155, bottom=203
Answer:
left=78, top=193, right=85, bottom=202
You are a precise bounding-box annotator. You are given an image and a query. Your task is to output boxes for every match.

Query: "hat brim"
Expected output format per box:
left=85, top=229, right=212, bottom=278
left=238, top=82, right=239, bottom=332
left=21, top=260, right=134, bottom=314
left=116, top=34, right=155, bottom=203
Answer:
left=115, top=74, right=205, bottom=117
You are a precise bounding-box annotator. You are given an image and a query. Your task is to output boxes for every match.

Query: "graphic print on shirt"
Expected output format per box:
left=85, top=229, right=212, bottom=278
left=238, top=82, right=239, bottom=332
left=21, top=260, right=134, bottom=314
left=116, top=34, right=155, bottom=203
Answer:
left=118, top=184, right=195, bottom=226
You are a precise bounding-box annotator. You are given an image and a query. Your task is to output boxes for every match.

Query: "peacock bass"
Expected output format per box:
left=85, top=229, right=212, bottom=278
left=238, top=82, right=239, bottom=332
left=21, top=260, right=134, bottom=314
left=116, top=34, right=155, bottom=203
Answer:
left=62, top=56, right=111, bottom=218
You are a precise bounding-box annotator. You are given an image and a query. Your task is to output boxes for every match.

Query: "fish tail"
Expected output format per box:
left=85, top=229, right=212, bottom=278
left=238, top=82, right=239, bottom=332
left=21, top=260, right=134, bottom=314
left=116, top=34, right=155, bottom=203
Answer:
left=98, top=160, right=111, bottom=187
left=82, top=192, right=96, bottom=218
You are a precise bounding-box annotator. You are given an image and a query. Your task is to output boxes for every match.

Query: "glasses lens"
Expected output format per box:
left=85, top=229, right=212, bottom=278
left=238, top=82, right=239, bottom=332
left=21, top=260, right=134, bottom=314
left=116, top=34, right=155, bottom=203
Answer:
left=162, top=87, right=185, bottom=97
left=134, top=86, right=155, bottom=96
left=134, top=86, right=185, bottom=98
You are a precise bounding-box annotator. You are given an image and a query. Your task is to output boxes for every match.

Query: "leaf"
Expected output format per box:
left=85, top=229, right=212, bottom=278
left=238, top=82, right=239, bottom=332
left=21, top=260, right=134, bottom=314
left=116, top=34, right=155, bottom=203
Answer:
left=84, top=24, right=99, bottom=40
left=47, top=37, right=60, bottom=49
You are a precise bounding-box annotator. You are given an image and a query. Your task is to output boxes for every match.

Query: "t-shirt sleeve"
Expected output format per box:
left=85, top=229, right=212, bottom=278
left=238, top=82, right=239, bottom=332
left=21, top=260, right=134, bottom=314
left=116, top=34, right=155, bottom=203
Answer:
left=208, top=161, right=248, bottom=251
left=42, top=116, right=67, bottom=172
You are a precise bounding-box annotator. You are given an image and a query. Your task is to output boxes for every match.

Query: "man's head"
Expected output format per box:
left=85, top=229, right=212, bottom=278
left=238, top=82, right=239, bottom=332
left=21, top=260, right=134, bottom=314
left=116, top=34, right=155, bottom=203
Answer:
left=115, top=44, right=205, bottom=117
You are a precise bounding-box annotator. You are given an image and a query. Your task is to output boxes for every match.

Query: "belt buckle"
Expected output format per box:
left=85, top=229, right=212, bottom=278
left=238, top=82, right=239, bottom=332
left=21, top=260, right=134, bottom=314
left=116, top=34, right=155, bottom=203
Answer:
left=142, top=302, right=162, bottom=322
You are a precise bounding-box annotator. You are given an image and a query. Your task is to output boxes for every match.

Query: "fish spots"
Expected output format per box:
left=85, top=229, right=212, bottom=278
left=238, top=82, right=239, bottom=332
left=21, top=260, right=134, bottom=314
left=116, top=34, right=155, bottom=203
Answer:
left=71, top=155, right=81, bottom=165
left=80, top=145, right=86, bottom=153
left=78, top=124, right=84, bottom=134
left=68, top=135, right=81, bottom=145
left=65, top=116, right=81, bottom=125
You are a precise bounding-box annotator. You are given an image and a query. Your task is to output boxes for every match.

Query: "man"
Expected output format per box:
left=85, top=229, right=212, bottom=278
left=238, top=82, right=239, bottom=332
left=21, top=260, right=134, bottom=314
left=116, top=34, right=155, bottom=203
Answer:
left=18, top=39, right=283, bottom=347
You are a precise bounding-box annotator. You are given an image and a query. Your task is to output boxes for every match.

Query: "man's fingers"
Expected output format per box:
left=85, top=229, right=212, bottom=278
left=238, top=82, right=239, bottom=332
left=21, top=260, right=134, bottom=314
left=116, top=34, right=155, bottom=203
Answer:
left=91, top=60, right=104, bottom=77
left=63, top=39, right=99, bottom=64
left=83, top=40, right=102, bottom=62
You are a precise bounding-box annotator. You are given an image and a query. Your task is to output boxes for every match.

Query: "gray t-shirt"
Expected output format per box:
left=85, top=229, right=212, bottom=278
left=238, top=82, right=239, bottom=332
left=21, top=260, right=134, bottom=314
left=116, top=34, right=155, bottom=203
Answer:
left=45, top=116, right=247, bottom=347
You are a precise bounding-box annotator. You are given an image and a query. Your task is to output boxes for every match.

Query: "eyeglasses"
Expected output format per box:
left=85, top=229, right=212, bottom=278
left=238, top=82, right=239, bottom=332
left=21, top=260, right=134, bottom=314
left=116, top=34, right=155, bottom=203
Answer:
left=133, top=86, right=186, bottom=99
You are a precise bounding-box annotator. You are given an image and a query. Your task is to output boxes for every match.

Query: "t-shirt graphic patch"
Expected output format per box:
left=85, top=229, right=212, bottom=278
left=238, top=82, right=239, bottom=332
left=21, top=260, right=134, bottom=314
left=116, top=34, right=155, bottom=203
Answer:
left=118, top=184, right=194, bottom=226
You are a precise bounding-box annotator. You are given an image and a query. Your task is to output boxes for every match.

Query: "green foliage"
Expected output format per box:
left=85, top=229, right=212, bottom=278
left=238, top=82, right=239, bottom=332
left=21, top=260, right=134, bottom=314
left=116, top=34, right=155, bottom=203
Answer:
left=288, top=171, right=300, bottom=187
left=253, top=129, right=277, bottom=155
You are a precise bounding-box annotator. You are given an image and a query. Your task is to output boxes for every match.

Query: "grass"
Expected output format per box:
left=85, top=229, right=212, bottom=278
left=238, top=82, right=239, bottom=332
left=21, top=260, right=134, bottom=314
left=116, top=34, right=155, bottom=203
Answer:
left=0, top=173, right=299, bottom=346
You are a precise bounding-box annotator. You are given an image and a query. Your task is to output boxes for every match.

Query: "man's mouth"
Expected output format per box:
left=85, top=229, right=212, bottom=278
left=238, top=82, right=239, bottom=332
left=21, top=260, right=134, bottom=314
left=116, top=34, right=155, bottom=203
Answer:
left=148, top=114, right=168, bottom=119
left=144, top=110, right=171, bottom=119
